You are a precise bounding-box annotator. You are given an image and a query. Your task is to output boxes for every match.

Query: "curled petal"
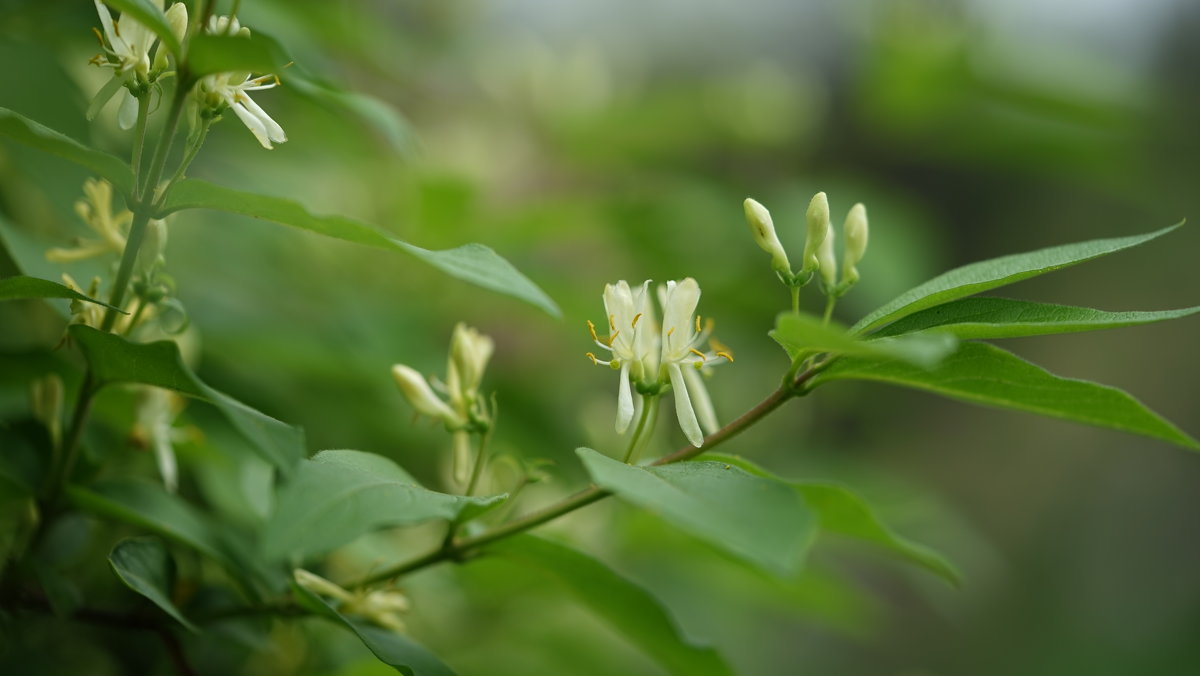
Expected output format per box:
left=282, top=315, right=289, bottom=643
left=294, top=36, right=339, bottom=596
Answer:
left=229, top=100, right=273, bottom=148
left=238, top=92, right=287, bottom=144
left=682, top=366, right=718, bottom=435
left=668, top=364, right=704, bottom=447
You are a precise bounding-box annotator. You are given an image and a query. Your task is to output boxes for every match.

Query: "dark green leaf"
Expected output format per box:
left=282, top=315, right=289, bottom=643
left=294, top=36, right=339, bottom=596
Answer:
left=489, top=535, right=733, bottom=676
left=771, top=312, right=957, bottom=368
left=704, top=454, right=960, bottom=585
left=103, top=0, right=181, bottom=61
left=851, top=225, right=1181, bottom=334
left=872, top=297, right=1200, bottom=340
left=69, top=479, right=226, bottom=562
left=187, top=33, right=291, bottom=79
left=70, top=325, right=305, bottom=471
left=812, top=341, right=1199, bottom=450
left=262, top=450, right=505, bottom=562
left=109, top=536, right=197, bottom=632
left=158, top=179, right=559, bottom=316
left=577, top=447, right=816, bottom=575
left=0, top=107, right=133, bottom=196
left=0, top=275, right=123, bottom=310
left=292, top=581, right=457, bottom=676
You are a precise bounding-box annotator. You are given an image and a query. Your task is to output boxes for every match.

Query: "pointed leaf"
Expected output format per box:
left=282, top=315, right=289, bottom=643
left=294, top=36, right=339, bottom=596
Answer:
left=187, top=32, right=291, bottom=79
left=109, top=536, right=198, bottom=632
left=771, top=312, right=957, bottom=368
left=851, top=225, right=1181, bottom=334
left=0, top=275, right=123, bottom=310
left=262, top=450, right=506, bottom=562
left=0, top=107, right=133, bottom=195
left=70, top=325, right=305, bottom=471
left=158, top=179, right=559, bottom=316
left=292, top=581, right=457, bottom=676
left=577, top=447, right=816, bottom=575
left=703, top=454, right=959, bottom=585
left=103, top=0, right=180, bottom=61
left=489, top=535, right=733, bottom=676
left=872, top=297, right=1200, bottom=340
left=812, top=341, right=1199, bottom=450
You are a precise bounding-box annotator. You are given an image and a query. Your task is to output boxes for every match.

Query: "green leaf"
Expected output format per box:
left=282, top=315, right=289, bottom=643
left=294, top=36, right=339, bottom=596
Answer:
left=0, top=107, right=133, bottom=196
left=109, top=536, right=198, bottom=632
left=850, top=225, right=1181, bottom=335
left=703, top=454, right=960, bottom=585
left=812, top=341, right=1199, bottom=450
left=489, top=535, right=733, bottom=676
left=187, top=32, right=291, bottom=79
left=577, top=448, right=816, bottom=575
left=292, top=581, right=457, bottom=676
left=70, top=325, right=305, bottom=472
left=288, top=76, right=415, bottom=155
left=69, top=479, right=226, bottom=563
left=262, top=450, right=505, bottom=562
left=872, top=297, right=1200, bottom=340
left=0, top=275, right=123, bottom=310
left=86, top=75, right=126, bottom=122
left=159, top=179, right=560, bottom=316
left=770, top=312, right=957, bottom=368
left=103, top=0, right=181, bottom=61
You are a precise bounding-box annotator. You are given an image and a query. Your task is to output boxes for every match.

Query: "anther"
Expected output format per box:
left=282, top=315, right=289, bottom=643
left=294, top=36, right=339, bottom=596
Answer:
left=688, top=347, right=707, bottom=360
left=716, top=351, right=734, bottom=362
left=695, top=315, right=702, bottom=333
left=631, top=313, right=643, bottom=328
left=608, top=314, right=616, bottom=331
left=585, top=352, right=599, bottom=364
left=587, top=319, right=600, bottom=342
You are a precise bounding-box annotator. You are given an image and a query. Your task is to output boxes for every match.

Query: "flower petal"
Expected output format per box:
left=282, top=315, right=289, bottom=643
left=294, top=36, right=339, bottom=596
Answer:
left=238, top=92, right=287, bottom=144
left=668, top=363, right=704, bottom=447
left=229, top=100, right=273, bottom=148
left=117, top=90, right=139, bottom=130
left=660, top=277, right=700, bottom=360
left=616, top=362, right=635, bottom=433
left=682, top=365, right=718, bottom=434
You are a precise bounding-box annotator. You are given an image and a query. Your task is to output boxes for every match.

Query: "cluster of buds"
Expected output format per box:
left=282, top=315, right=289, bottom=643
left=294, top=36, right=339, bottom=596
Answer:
left=294, top=570, right=410, bottom=633
left=392, top=323, right=495, bottom=486
left=586, top=278, right=732, bottom=448
left=744, top=192, right=869, bottom=299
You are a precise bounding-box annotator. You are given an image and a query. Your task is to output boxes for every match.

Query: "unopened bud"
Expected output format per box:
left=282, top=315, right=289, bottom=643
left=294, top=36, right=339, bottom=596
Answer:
left=152, top=4, right=188, bottom=72
left=841, top=203, right=868, bottom=285
left=801, top=192, right=829, bottom=273
left=743, top=198, right=791, bottom=275
left=816, top=223, right=837, bottom=289
left=447, top=323, right=493, bottom=408
left=294, top=569, right=353, bottom=604
left=391, top=364, right=462, bottom=425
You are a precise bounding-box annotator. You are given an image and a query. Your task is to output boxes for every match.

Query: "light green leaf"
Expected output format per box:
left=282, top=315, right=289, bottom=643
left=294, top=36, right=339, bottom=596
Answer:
left=158, top=179, right=559, bottom=316
left=103, top=0, right=181, bottom=61
left=262, top=450, right=505, bottom=562
left=86, top=75, right=126, bottom=122
left=812, top=341, right=1199, bottom=450
left=771, top=312, right=957, bottom=368
left=187, top=32, right=290, bottom=79
left=70, top=325, right=305, bottom=471
left=489, top=535, right=733, bottom=676
left=0, top=107, right=133, bottom=196
left=703, top=454, right=959, bottom=585
left=872, top=297, right=1200, bottom=340
left=851, top=225, right=1181, bottom=334
left=0, top=275, right=123, bottom=311
left=109, top=536, right=198, bottom=632
left=577, top=447, right=816, bottom=575
left=288, top=76, right=415, bottom=155
left=69, top=479, right=226, bottom=563
left=292, top=581, right=457, bottom=676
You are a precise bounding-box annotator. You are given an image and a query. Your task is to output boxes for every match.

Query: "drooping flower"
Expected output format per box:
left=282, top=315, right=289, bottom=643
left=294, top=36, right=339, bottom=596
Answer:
left=193, top=16, right=287, bottom=149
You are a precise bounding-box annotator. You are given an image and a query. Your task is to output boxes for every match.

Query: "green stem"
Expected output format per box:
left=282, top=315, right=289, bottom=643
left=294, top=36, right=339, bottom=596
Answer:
left=161, top=123, right=209, bottom=197
left=790, top=286, right=800, bottom=314
left=621, top=395, right=658, bottom=464
left=130, top=96, right=150, bottom=198
left=822, top=295, right=835, bottom=325
left=44, top=371, right=96, bottom=502
left=122, top=296, right=148, bottom=337
left=463, top=427, right=492, bottom=498
left=354, top=366, right=822, bottom=588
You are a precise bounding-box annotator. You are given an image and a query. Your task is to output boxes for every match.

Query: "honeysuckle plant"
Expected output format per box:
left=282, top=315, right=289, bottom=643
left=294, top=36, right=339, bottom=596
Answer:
left=0, top=3, right=1198, bottom=675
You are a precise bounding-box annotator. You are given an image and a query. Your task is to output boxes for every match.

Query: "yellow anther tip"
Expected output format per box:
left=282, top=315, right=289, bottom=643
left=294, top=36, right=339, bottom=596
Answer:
left=717, top=351, right=734, bottom=362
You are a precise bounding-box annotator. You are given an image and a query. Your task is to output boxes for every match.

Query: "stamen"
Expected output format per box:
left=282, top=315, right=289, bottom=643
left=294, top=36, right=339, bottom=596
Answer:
left=667, top=327, right=676, bottom=342
left=91, top=27, right=105, bottom=47
left=585, top=352, right=599, bottom=365
left=607, top=329, right=620, bottom=346
left=608, top=314, right=616, bottom=331
left=688, top=347, right=707, bottom=360
left=587, top=319, right=600, bottom=342
left=716, top=350, right=735, bottom=362
left=631, top=313, right=643, bottom=328
left=705, top=318, right=716, bottom=333
left=695, top=315, right=702, bottom=333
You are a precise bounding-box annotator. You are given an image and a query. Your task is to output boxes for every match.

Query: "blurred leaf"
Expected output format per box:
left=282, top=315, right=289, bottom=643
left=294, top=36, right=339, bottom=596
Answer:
left=0, top=275, right=123, bottom=310
left=851, top=225, right=1181, bottom=334
left=70, top=325, right=305, bottom=472
left=872, top=297, right=1200, bottom=340
left=33, top=565, right=84, bottom=617
left=770, top=312, right=957, bottom=368
left=704, top=454, right=960, bottom=585
left=158, top=179, right=560, bottom=316
left=292, top=581, right=457, bottom=676
left=103, top=0, right=181, bottom=61
left=288, top=76, right=415, bottom=155
left=69, top=479, right=227, bottom=563
left=262, top=450, right=505, bottom=562
left=489, top=535, right=734, bottom=676
left=188, top=32, right=289, bottom=79
left=812, top=341, right=1199, bottom=450
left=86, top=75, right=125, bottom=122
left=577, top=448, right=816, bottom=575
left=0, top=107, right=133, bottom=196
left=109, top=536, right=198, bottom=632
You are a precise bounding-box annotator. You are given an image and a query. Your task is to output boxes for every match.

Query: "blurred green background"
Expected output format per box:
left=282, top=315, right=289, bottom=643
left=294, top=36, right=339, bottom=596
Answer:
left=2, top=0, right=1199, bottom=674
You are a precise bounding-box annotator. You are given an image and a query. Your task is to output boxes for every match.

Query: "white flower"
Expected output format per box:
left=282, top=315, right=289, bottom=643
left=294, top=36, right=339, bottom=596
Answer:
left=447, top=322, right=494, bottom=415
left=92, top=1, right=186, bottom=129
left=195, top=16, right=287, bottom=149
left=132, top=388, right=188, bottom=492
left=588, top=278, right=731, bottom=448
left=294, top=570, right=410, bottom=634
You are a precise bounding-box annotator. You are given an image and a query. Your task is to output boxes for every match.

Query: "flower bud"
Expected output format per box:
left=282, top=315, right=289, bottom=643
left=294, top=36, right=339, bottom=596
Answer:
left=447, top=323, right=493, bottom=409
left=294, top=569, right=353, bottom=603
left=801, top=191, right=829, bottom=273
left=152, top=4, right=188, bottom=72
left=841, top=203, right=868, bottom=285
left=816, top=222, right=837, bottom=289
left=743, top=198, right=791, bottom=275
left=391, top=364, right=462, bottom=425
